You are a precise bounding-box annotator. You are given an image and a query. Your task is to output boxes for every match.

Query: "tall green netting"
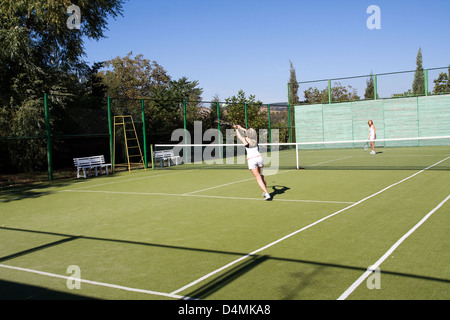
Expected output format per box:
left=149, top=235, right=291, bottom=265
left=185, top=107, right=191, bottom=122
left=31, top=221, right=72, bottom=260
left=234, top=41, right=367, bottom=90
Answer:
left=0, top=93, right=47, bottom=174
left=295, top=95, right=450, bottom=149
left=48, top=94, right=110, bottom=177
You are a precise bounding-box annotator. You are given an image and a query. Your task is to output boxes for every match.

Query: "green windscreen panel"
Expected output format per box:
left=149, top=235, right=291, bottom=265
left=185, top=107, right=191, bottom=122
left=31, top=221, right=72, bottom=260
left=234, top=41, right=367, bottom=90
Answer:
left=418, top=95, right=450, bottom=137
left=294, top=94, right=450, bottom=147
left=295, top=104, right=324, bottom=148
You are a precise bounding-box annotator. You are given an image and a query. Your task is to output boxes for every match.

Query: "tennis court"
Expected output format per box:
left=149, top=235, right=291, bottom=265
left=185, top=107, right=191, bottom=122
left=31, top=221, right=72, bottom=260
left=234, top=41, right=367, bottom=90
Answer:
left=1, top=142, right=449, bottom=300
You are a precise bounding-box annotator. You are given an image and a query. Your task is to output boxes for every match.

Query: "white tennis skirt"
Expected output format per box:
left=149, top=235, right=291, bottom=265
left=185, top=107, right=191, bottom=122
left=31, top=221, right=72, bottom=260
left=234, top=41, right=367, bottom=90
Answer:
left=247, top=155, right=264, bottom=170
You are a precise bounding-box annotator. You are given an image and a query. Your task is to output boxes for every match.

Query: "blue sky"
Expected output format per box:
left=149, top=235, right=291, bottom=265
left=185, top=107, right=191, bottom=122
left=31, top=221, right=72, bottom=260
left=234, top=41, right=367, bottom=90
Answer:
left=83, top=0, right=450, bottom=103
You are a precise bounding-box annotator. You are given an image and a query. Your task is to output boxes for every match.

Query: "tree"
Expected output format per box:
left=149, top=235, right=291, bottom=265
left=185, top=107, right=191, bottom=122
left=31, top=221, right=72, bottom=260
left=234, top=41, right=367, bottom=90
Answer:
left=288, top=60, right=300, bottom=105
left=0, top=0, right=125, bottom=171
left=224, top=90, right=267, bottom=130
left=412, top=47, right=425, bottom=95
left=433, top=65, right=450, bottom=94
left=364, top=73, right=378, bottom=100
left=100, top=52, right=171, bottom=98
left=0, top=0, right=124, bottom=96
left=146, top=77, right=204, bottom=143
left=304, top=82, right=360, bottom=104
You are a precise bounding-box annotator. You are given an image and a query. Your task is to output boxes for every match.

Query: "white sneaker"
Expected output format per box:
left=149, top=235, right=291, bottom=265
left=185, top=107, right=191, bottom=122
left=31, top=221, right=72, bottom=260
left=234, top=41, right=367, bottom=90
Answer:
left=264, top=193, right=271, bottom=201
left=370, top=151, right=376, bottom=155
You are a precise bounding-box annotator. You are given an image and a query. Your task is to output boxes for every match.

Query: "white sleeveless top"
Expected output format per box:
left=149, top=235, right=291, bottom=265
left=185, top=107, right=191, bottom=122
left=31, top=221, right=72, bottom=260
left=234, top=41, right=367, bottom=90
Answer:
left=245, top=138, right=261, bottom=159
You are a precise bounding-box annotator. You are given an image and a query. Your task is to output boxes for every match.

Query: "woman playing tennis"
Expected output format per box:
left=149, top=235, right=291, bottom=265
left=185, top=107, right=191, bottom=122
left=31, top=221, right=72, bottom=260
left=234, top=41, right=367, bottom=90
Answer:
left=233, top=124, right=271, bottom=200
left=368, top=120, right=376, bottom=154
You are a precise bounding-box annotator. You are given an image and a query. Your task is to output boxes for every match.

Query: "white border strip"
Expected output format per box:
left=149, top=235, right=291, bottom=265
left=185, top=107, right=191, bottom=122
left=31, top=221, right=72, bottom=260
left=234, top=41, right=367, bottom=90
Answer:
left=170, top=156, right=450, bottom=296
left=337, top=194, right=450, bottom=300
left=0, top=263, right=191, bottom=300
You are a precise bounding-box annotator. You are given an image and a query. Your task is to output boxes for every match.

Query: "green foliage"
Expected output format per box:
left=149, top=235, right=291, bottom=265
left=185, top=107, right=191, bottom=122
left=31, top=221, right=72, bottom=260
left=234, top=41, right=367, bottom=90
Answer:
left=304, top=82, right=360, bottom=104
left=433, top=66, right=450, bottom=94
left=146, top=77, right=204, bottom=143
left=100, top=52, right=171, bottom=98
left=412, top=48, right=425, bottom=95
left=0, top=0, right=124, bottom=172
left=224, top=90, right=267, bottom=130
left=288, top=60, right=300, bottom=105
left=364, top=74, right=378, bottom=100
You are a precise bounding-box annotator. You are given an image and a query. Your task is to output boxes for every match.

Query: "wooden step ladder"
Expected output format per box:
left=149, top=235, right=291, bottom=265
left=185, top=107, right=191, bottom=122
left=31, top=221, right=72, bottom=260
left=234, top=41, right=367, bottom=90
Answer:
left=113, top=115, right=145, bottom=173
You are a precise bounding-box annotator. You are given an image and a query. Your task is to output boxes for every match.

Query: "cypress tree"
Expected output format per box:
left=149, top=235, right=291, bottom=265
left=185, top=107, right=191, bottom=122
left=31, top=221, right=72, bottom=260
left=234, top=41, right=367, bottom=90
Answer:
left=412, top=48, right=425, bottom=95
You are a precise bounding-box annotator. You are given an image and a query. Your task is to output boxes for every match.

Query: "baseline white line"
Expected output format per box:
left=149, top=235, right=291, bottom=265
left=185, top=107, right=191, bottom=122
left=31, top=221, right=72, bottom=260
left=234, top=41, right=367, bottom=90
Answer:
left=63, top=189, right=354, bottom=204
left=337, top=194, right=450, bottom=300
left=170, top=156, right=450, bottom=296
left=0, top=263, right=192, bottom=300
left=181, top=169, right=296, bottom=196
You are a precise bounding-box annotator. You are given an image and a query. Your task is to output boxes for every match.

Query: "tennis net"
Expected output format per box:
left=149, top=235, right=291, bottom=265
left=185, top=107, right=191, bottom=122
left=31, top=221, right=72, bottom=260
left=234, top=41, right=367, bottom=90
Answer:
left=154, top=135, right=450, bottom=172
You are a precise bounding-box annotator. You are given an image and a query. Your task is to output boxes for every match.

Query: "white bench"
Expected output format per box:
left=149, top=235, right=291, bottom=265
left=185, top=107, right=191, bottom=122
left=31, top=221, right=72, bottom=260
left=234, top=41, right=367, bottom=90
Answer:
left=73, top=155, right=112, bottom=179
left=153, top=150, right=181, bottom=168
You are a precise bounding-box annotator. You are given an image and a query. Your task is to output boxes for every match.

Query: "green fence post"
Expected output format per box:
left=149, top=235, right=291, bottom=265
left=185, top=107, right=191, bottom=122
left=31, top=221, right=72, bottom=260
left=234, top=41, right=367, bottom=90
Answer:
left=424, top=69, right=428, bottom=96
left=44, top=93, right=53, bottom=181
left=141, top=99, right=148, bottom=169
left=268, top=104, right=272, bottom=152
left=107, top=97, right=114, bottom=171
left=374, top=74, right=378, bottom=100
left=328, top=79, right=332, bottom=104
left=244, top=103, right=248, bottom=128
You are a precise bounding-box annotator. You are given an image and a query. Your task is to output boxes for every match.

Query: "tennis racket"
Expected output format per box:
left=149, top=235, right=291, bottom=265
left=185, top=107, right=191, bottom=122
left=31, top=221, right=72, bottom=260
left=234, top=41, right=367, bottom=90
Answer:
left=363, top=141, right=369, bottom=152
left=215, top=120, right=236, bottom=127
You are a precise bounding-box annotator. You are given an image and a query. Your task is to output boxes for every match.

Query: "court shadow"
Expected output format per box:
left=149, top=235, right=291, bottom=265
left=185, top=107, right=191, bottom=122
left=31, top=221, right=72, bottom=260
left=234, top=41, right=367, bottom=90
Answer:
left=186, top=255, right=269, bottom=300
left=269, top=185, right=290, bottom=200
left=0, top=279, right=98, bottom=300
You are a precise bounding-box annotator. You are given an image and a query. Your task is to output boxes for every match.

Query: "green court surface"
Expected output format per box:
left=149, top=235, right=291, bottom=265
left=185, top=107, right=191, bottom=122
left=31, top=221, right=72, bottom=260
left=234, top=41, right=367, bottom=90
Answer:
left=1, top=146, right=449, bottom=300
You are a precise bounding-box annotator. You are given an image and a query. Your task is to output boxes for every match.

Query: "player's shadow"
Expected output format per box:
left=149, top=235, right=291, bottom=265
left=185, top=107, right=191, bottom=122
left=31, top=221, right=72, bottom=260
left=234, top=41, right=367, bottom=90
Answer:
left=269, top=185, right=290, bottom=200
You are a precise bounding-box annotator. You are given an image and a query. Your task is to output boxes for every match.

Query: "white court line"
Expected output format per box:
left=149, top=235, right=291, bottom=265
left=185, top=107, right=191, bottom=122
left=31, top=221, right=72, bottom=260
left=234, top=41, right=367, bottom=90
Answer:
left=182, top=177, right=255, bottom=195
left=169, top=156, right=450, bottom=296
left=338, top=194, right=450, bottom=300
left=183, top=156, right=353, bottom=195
left=304, top=156, right=353, bottom=168
left=0, top=263, right=191, bottom=300
left=65, top=169, right=199, bottom=191
left=63, top=189, right=354, bottom=204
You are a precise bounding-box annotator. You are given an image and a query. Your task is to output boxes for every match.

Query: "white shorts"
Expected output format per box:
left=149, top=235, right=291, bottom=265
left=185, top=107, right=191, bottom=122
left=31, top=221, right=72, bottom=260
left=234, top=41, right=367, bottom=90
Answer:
left=247, top=155, right=264, bottom=170
left=369, top=134, right=376, bottom=142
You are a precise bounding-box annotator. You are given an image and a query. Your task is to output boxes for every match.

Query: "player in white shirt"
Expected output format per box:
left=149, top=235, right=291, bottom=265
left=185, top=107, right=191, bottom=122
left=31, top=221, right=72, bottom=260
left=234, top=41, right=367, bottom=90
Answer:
left=368, top=120, right=376, bottom=155
left=234, top=125, right=271, bottom=200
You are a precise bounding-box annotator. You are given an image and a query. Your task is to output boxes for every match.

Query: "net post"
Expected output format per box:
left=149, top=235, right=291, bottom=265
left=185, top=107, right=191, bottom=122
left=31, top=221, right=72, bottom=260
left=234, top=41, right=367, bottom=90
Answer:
left=150, top=144, right=155, bottom=170
left=141, top=99, right=148, bottom=169
left=44, top=93, right=53, bottom=181
left=296, top=143, right=299, bottom=170
left=183, top=100, right=189, bottom=163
